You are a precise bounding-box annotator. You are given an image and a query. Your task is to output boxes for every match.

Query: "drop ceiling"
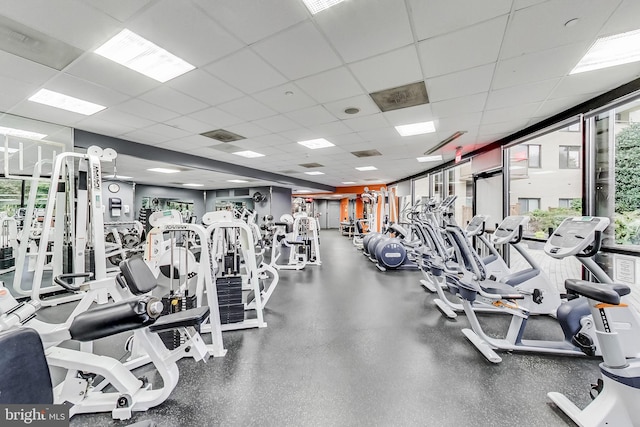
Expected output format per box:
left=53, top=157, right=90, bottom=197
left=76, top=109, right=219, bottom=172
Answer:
left=0, top=0, right=638, bottom=191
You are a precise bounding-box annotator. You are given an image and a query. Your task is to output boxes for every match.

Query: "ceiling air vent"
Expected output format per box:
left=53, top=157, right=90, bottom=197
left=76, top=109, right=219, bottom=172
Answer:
left=279, top=169, right=299, bottom=174
left=365, top=178, right=381, bottom=182
left=299, top=163, right=324, bottom=168
left=208, top=143, right=242, bottom=153
left=0, top=15, right=82, bottom=70
left=351, top=149, right=381, bottom=158
left=200, top=129, right=246, bottom=142
left=369, top=81, right=429, bottom=112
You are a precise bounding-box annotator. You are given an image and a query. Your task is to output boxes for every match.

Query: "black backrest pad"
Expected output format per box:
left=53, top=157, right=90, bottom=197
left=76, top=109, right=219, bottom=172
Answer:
left=0, top=328, right=53, bottom=404
left=119, top=256, right=158, bottom=295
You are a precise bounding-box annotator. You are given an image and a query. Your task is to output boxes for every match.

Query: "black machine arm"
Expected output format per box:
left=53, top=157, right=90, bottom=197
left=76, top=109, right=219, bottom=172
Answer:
left=53, top=272, right=94, bottom=292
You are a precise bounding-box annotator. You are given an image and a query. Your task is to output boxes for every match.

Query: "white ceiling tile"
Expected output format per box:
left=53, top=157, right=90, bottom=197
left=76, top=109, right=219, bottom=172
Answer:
left=121, top=128, right=172, bottom=145
left=252, top=115, right=301, bottom=133
left=82, top=0, right=152, bottom=22
left=419, top=16, right=508, bottom=78
left=165, top=116, right=213, bottom=134
left=168, top=70, right=243, bottom=105
left=479, top=120, right=530, bottom=136
left=253, top=22, right=342, bottom=80
left=129, top=0, right=243, bottom=67
left=139, top=86, right=208, bottom=115
left=307, top=121, right=353, bottom=138
left=437, top=112, right=483, bottom=132
left=143, top=123, right=192, bottom=140
left=0, top=0, right=120, bottom=50
left=0, top=51, right=58, bottom=86
left=225, top=122, right=270, bottom=139
left=250, top=134, right=291, bottom=146
left=112, top=99, right=180, bottom=122
left=383, top=104, right=434, bottom=126
left=343, top=113, right=390, bottom=132
left=330, top=133, right=366, bottom=145
left=514, top=0, right=550, bottom=10
left=158, top=135, right=215, bottom=151
left=217, top=97, right=276, bottom=121
left=193, top=0, right=308, bottom=45
left=492, top=43, right=586, bottom=90
left=481, top=103, right=542, bottom=125
left=9, top=100, right=88, bottom=126
left=323, top=95, right=380, bottom=120
left=64, top=54, right=160, bottom=97
left=0, top=75, right=38, bottom=110
left=45, top=73, right=128, bottom=107
left=75, top=116, right=135, bottom=137
left=357, top=127, right=402, bottom=142
left=253, top=83, right=317, bottom=113
left=295, top=67, right=363, bottom=104
left=408, top=0, right=512, bottom=40
left=348, top=45, right=422, bottom=93
left=190, top=107, right=243, bottom=128
left=314, top=0, right=413, bottom=63
left=431, top=92, right=488, bottom=118
left=92, top=109, right=155, bottom=129
left=285, top=105, right=337, bottom=126
left=500, top=0, right=619, bottom=59
left=426, top=63, right=496, bottom=102
left=486, top=79, right=559, bottom=110
left=550, top=63, right=640, bottom=99
left=205, top=48, right=287, bottom=94
left=600, top=0, right=640, bottom=35
left=535, top=93, right=599, bottom=117
left=280, top=128, right=323, bottom=142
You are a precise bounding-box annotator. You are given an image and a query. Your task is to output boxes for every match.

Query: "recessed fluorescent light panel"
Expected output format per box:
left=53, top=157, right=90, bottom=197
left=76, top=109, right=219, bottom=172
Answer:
left=227, top=179, right=249, bottom=183
left=571, top=28, right=640, bottom=74
left=29, top=89, right=106, bottom=115
left=356, top=166, right=377, bottom=171
left=233, top=150, right=265, bottom=158
left=95, top=29, right=195, bottom=82
left=342, top=181, right=356, bottom=184
left=417, top=155, right=443, bottom=162
left=297, top=138, right=335, bottom=149
left=183, top=183, right=204, bottom=187
left=395, top=121, right=436, bottom=137
left=305, top=171, right=325, bottom=175
left=0, top=126, right=47, bottom=140
left=302, top=0, right=345, bottom=14
left=147, top=167, right=180, bottom=174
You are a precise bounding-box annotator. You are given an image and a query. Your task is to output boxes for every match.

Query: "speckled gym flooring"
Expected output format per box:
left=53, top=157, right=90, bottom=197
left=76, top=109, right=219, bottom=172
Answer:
left=58, top=230, right=600, bottom=426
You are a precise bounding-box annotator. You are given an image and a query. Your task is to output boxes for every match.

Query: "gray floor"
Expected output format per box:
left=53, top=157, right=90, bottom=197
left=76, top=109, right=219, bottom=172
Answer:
left=60, top=230, right=602, bottom=426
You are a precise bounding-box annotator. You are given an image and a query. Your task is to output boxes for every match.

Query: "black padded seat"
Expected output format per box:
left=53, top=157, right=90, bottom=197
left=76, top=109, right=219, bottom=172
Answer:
left=119, top=256, right=159, bottom=295
left=69, top=297, right=158, bottom=342
left=0, top=328, right=53, bottom=404
left=149, top=306, right=210, bottom=333
left=565, top=279, right=630, bottom=305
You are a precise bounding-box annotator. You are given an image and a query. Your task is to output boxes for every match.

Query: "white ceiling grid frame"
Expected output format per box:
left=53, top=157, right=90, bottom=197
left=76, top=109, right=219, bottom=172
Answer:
left=217, top=97, right=277, bottom=122
left=485, top=79, right=560, bottom=110
left=64, top=54, right=161, bottom=97
left=0, top=0, right=121, bottom=51
left=167, top=70, right=244, bottom=106
left=408, top=0, right=513, bottom=41
left=348, top=45, right=423, bottom=93
left=252, top=83, right=317, bottom=114
left=138, top=86, right=208, bottom=115
left=127, top=0, right=243, bottom=68
left=499, top=0, right=621, bottom=59
left=323, top=94, right=381, bottom=120
left=295, top=66, right=364, bottom=104
left=313, top=0, right=414, bottom=63
left=81, top=0, right=153, bottom=23
left=418, top=15, right=509, bottom=78
left=285, top=105, right=338, bottom=127
left=165, top=116, right=214, bottom=134
left=431, top=92, right=489, bottom=118
left=189, top=107, right=244, bottom=129
left=143, top=123, right=192, bottom=140
left=252, top=21, right=343, bottom=80
left=92, top=108, right=155, bottom=129
left=204, top=48, right=288, bottom=95
left=192, top=0, right=310, bottom=45
left=426, top=63, right=496, bottom=102
left=113, top=98, right=180, bottom=123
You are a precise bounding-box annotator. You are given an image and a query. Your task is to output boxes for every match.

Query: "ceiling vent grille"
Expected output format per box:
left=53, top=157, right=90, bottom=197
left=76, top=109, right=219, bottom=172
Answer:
left=351, top=149, right=381, bottom=158
left=369, top=81, right=429, bottom=112
left=279, top=169, right=299, bottom=174
left=299, top=162, right=324, bottom=168
left=200, top=129, right=246, bottom=142
left=0, top=15, right=82, bottom=70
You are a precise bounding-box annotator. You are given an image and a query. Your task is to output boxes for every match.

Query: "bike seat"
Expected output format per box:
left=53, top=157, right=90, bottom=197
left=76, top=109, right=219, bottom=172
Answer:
left=564, top=279, right=629, bottom=305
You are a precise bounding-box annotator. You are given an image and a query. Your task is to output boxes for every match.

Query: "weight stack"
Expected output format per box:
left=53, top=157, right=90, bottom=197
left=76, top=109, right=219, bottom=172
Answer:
left=216, top=275, right=244, bottom=324
left=0, top=247, right=14, bottom=270
left=158, top=293, right=198, bottom=350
